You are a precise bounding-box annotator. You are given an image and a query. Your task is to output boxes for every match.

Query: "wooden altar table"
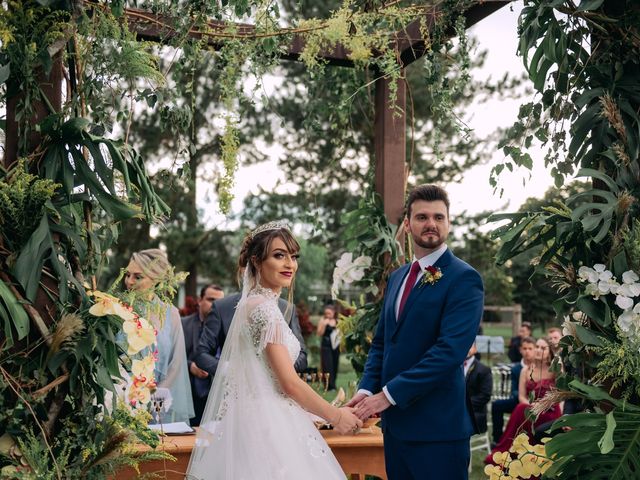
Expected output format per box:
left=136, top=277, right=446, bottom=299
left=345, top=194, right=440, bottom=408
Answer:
left=113, top=426, right=386, bottom=479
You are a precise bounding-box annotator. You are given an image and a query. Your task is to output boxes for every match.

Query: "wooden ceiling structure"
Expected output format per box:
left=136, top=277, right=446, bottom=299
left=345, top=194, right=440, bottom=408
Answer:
left=6, top=0, right=511, bottom=225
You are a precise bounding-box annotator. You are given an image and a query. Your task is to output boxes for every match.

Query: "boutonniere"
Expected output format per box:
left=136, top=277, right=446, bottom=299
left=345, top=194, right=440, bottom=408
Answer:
left=420, top=265, right=443, bottom=287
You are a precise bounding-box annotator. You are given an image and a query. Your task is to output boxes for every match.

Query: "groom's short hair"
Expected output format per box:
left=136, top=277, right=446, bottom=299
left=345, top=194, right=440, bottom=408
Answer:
left=406, top=184, right=450, bottom=218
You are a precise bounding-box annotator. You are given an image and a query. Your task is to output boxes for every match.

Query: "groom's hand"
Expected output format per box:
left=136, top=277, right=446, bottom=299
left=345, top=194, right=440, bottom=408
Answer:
left=345, top=392, right=367, bottom=408
left=354, top=392, right=391, bottom=420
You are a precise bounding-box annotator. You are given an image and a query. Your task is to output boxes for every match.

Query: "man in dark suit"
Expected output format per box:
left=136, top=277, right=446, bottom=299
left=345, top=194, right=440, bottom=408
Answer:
left=348, top=184, right=484, bottom=480
left=507, top=322, right=532, bottom=362
left=465, top=343, right=492, bottom=433
left=181, top=284, right=225, bottom=426
left=195, top=291, right=308, bottom=378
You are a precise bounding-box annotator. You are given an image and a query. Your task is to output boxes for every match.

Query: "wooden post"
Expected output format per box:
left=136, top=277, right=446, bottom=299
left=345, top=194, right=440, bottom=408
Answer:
left=374, top=73, right=406, bottom=226
left=513, top=303, right=522, bottom=337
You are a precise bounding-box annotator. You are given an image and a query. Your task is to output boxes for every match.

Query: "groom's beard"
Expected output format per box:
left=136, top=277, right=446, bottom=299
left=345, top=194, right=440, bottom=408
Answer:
left=412, top=230, right=446, bottom=250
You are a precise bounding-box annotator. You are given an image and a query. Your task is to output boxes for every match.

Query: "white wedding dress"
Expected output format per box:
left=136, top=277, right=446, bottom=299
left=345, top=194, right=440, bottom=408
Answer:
left=186, top=279, right=345, bottom=480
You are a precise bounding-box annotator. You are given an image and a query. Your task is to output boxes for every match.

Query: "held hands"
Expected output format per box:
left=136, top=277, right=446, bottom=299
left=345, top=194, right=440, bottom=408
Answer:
left=331, top=407, right=363, bottom=435
left=352, top=392, right=391, bottom=421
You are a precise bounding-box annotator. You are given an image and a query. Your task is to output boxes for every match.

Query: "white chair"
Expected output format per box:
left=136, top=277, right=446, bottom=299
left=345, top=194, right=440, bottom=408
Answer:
left=469, top=365, right=513, bottom=471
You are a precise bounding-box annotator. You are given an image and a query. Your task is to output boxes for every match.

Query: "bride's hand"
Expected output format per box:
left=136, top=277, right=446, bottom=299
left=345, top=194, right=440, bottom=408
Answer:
left=332, top=407, right=363, bottom=435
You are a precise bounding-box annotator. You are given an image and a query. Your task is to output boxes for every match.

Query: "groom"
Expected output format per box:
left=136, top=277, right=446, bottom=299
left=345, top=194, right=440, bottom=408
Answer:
left=348, top=184, right=484, bottom=480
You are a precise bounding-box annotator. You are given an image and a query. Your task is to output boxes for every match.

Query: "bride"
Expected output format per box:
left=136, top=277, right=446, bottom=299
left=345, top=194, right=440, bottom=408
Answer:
left=186, top=221, right=362, bottom=479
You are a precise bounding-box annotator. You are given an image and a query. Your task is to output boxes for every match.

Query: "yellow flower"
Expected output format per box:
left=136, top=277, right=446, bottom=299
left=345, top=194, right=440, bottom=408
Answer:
left=88, top=291, right=135, bottom=321
left=507, top=459, right=526, bottom=478
left=532, top=443, right=546, bottom=457
left=492, top=451, right=510, bottom=467
left=520, top=452, right=543, bottom=477
left=484, top=464, right=508, bottom=480
left=122, top=317, right=156, bottom=355
left=131, top=355, right=155, bottom=380
left=539, top=457, right=553, bottom=474
left=510, top=433, right=531, bottom=455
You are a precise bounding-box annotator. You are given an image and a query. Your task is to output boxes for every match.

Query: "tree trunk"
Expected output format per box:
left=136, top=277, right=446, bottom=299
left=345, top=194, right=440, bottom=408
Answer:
left=4, top=54, right=63, bottom=167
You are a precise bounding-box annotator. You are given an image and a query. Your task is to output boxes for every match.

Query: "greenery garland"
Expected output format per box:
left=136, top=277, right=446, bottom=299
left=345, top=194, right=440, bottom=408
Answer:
left=490, top=1, right=640, bottom=478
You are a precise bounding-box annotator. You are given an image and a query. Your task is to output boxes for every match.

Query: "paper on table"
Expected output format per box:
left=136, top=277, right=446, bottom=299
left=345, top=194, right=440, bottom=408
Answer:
left=148, top=421, right=195, bottom=435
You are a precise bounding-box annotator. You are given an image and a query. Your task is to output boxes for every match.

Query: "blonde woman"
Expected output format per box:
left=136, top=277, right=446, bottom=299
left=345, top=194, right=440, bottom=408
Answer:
left=125, top=248, right=194, bottom=424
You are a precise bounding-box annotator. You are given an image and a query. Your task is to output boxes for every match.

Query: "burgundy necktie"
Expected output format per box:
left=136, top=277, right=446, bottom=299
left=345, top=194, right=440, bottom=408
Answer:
left=398, top=261, right=421, bottom=318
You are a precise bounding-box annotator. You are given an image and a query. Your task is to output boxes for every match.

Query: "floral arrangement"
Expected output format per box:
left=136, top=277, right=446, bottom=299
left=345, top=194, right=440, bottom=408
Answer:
left=484, top=434, right=554, bottom=480
left=331, top=252, right=372, bottom=300
left=88, top=290, right=158, bottom=408
left=576, top=264, right=640, bottom=347
left=419, top=265, right=443, bottom=287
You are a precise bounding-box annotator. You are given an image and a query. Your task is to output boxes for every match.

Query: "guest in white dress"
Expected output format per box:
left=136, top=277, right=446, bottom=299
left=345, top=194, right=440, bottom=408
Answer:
left=187, top=221, right=362, bottom=479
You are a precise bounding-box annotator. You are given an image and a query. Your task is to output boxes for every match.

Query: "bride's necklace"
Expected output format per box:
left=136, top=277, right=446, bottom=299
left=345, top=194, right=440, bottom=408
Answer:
left=251, top=283, right=281, bottom=299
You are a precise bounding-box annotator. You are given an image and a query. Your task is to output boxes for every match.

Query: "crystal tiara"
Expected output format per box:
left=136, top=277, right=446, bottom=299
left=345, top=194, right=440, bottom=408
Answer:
left=250, top=220, right=291, bottom=239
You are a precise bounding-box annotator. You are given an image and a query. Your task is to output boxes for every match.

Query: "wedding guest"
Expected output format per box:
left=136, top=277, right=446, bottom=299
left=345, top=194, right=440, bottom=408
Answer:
left=181, top=284, right=224, bottom=426
left=196, top=278, right=307, bottom=379
left=464, top=342, right=492, bottom=434
left=547, top=326, right=563, bottom=355
left=507, top=321, right=532, bottom=363
left=491, top=336, right=536, bottom=443
left=125, top=249, right=194, bottom=424
left=486, top=337, right=561, bottom=464
left=317, top=304, right=340, bottom=390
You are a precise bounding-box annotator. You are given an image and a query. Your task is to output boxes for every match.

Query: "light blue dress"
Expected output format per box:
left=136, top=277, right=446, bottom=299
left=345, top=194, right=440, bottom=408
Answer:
left=150, top=302, right=194, bottom=424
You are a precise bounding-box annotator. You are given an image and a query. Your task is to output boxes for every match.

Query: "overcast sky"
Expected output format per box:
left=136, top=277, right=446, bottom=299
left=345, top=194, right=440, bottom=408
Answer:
left=200, top=1, right=557, bottom=229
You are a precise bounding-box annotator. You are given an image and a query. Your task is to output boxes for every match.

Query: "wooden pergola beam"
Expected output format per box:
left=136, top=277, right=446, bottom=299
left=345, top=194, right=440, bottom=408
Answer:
left=124, top=1, right=511, bottom=67
left=121, top=1, right=512, bottom=226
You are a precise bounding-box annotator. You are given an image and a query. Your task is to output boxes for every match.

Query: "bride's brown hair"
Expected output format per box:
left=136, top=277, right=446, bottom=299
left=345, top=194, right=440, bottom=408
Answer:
left=237, top=227, right=300, bottom=312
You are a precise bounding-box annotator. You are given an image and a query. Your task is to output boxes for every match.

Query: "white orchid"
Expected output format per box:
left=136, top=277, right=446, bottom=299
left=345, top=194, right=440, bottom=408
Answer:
left=617, top=304, right=640, bottom=334
left=331, top=252, right=372, bottom=299
left=615, top=295, right=635, bottom=310
left=617, top=282, right=640, bottom=298
left=578, top=266, right=599, bottom=284
left=597, top=278, right=619, bottom=295
left=622, top=270, right=640, bottom=284
left=585, top=282, right=600, bottom=298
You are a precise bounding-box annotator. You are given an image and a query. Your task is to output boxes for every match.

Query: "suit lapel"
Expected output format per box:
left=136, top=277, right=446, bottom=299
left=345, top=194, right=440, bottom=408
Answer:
left=466, top=363, right=476, bottom=384
left=387, top=264, right=409, bottom=323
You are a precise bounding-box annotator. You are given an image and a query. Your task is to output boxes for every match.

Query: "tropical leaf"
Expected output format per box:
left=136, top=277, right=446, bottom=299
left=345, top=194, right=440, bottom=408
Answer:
left=13, top=214, right=83, bottom=304
left=0, top=278, right=30, bottom=347
left=544, top=409, right=640, bottom=479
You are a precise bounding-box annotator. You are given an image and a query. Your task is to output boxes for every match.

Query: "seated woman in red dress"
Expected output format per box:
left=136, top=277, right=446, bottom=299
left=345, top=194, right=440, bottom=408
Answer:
left=486, top=337, right=561, bottom=464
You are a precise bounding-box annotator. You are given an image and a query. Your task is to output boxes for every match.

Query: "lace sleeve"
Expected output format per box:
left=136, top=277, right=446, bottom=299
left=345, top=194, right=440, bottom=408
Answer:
left=247, top=301, right=288, bottom=352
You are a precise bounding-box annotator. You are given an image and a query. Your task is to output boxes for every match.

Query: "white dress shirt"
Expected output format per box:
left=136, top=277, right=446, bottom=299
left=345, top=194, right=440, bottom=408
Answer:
left=463, top=355, right=476, bottom=377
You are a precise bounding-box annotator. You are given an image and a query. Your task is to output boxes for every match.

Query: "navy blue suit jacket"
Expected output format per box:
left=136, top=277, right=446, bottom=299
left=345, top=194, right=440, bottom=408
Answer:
left=360, top=248, right=484, bottom=442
